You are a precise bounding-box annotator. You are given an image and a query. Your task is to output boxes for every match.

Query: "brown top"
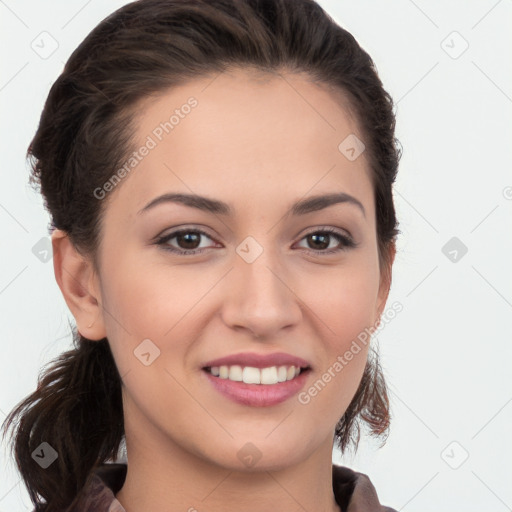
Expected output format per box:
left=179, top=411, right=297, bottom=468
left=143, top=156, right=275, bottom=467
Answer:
left=67, top=463, right=397, bottom=512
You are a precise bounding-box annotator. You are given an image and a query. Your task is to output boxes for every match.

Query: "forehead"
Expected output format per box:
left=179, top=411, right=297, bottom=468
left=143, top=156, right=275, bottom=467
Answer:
left=104, top=67, right=374, bottom=221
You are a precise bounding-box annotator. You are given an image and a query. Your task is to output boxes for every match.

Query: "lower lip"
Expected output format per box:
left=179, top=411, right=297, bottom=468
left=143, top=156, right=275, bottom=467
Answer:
left=202, top=369, right=310, bottom=407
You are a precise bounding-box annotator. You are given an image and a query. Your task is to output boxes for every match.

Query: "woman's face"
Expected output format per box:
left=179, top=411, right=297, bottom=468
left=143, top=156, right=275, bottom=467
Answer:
left=91, top=68, right=390, bottom=470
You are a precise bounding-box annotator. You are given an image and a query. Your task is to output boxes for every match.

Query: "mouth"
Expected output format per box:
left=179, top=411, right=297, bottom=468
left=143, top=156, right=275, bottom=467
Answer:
left=200, top=352, right=312, bottom=407
left=203, top=364, right=310, bottom=385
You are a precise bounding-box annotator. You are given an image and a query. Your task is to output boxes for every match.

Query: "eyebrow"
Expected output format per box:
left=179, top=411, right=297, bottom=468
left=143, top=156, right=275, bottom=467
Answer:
left=137, top=191, right=365, bottom=217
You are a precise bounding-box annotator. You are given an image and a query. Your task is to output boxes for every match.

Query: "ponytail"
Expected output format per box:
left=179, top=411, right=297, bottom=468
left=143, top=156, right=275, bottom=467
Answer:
left=1, top=328, right=124, bottom=512
left=335, top=345, right=391, bottom=453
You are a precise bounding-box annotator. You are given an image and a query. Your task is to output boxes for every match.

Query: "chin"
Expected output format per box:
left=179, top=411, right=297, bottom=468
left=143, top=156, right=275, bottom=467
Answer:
left=202, top=433, right=317, bottom=473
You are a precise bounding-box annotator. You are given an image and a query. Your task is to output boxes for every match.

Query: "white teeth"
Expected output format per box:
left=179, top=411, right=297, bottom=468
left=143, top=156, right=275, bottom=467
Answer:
left=277, top=366, right=288, bottom=382
left=208, top=364, right=304, bottom=384
left=219, top=365, right=229, bottom=379
left=228, top=365, right=243, bottom=381
left=242, top=366, right=261, bottom=384
left=261, top=366, right=278, bottom=385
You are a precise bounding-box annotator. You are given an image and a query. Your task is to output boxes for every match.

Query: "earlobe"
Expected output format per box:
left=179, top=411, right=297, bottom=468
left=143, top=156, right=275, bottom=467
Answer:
left=51, top=229, right=106, bottom=340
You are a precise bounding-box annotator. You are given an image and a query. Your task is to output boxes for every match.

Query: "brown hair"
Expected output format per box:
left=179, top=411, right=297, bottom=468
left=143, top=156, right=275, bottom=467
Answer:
left=1, top=0, right=400, bottom=510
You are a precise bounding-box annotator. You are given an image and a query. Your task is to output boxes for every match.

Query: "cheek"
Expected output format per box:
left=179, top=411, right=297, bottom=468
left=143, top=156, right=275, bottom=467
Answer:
left=98, top=252, right=219, bottom=378
left=306, top=256, right=381, bottom=345
left=99, top=262, right=199, bottom=418
left=96, top=253, right=170, bottom=368
left=100, top=252, right=201, bottom=335
left=298, top=257, right=379, bottom=412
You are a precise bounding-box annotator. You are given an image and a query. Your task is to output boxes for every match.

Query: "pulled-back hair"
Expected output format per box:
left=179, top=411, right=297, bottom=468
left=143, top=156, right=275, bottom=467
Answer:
left=1, top=0, right=401, bottom=510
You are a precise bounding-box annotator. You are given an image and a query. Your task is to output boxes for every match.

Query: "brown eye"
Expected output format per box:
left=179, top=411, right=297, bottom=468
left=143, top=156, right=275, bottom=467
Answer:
left=175, top=232, right=202, bottom=250
left=296, top=228, right=356, bottom=254
left=306, top=233, right=330, bottom=250
left=156, top=229, right=218, bottom=254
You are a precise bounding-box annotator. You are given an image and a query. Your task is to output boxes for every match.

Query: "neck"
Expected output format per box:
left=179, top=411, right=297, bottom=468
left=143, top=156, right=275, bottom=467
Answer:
left=115, top=412, right=341, bottom=512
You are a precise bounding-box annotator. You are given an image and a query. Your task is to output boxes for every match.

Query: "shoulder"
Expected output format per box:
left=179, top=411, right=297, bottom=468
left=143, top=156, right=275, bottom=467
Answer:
left=332, top=464, right=397, bottom=512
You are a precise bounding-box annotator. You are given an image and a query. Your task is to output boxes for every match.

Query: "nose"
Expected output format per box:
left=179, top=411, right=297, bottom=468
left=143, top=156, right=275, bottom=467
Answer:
left=220, top=244, right=303, bottom=340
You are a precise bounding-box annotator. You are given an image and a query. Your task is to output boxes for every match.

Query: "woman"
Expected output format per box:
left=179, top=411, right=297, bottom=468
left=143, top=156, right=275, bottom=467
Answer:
left=2, top=0, right=401, bottom=510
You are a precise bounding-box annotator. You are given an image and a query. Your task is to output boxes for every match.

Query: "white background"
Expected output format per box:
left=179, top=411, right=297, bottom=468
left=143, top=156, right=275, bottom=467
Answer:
left=1, top=1, right=511, bottom=511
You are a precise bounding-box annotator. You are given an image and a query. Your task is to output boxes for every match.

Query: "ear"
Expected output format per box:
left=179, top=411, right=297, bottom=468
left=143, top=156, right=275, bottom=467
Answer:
left=51, top=229, right=107, bottom=340
left=375, top=242, right=396, bottom=323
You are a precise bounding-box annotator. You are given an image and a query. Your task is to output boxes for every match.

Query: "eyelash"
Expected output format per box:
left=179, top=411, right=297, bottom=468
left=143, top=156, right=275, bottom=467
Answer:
left=154, top=227, right=357, bottom=256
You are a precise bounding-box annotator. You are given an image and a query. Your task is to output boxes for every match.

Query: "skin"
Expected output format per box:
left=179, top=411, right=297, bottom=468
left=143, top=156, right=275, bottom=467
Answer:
left=52, top=67, right=394, bottom=512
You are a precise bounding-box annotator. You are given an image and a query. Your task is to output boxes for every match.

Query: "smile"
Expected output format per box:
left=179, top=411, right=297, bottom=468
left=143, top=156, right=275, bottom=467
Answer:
left=205, top=364, right=306, bottom=385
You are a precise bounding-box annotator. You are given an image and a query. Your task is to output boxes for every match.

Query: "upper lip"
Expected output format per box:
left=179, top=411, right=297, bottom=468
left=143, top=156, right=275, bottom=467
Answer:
left=202, top=352, right=311, bottom=369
